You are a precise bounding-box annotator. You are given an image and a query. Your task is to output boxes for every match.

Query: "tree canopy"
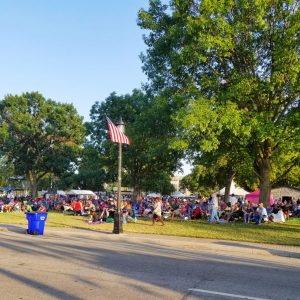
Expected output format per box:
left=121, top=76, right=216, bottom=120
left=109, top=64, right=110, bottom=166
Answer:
left=0, top=92, right=86, bottom=196
left=87, top=89, right=182, bottom=196
left=139, top=0, right=300, bottom=205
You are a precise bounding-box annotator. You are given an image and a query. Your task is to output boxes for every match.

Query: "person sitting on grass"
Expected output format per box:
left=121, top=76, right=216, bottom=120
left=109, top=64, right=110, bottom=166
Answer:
left=37, top=203, right=47, bottom=213
left=170, top=199, right=181, bottom=221
left=98, top=203, right=109, bottom=222
left=26, top=203, right=33, bottom=212
left=200, top=199, right=209, bottom=219
left=269, top=206, right=285, bottom=222
left=0, top=198, right=3, bottom=213
left=243, top=202, right=254, bottom=223
left=125, top=200, right=132, bottom=217
left=295, top=199, right=300, bottom=217
left=180, top=200, right=191, bottom=221
left=72, top=198, right=83, bottom=216
left=191, top=201, right=203, bottom=219
left=281, top=202, right=290, bottom=220
left=254, top=203, right=268, bottom=225
left=142, top=201, right=153, bottom=217
left=2, top=201, right=15, bottom=213
left=220, top=200, right=228, bottom=213
left=87, top=211, right=99, bottom=224
left=86, top=199, right=96, bottom=215
left=228, top=202, right=244, bottom=223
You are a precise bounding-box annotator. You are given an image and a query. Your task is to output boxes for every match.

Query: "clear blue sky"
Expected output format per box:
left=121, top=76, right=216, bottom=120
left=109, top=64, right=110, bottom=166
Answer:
left=0, top=0, right=192, bottom=175
left=0, top=0, right=149, bottom=121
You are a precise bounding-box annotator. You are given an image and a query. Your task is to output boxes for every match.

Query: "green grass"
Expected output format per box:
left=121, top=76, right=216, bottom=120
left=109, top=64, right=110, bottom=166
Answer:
left=1, top=211, right=299, bottom=246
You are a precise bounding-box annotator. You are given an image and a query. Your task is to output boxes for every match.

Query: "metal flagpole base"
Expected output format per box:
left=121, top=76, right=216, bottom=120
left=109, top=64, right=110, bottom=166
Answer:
left=112, top=212, right=123, bottom=234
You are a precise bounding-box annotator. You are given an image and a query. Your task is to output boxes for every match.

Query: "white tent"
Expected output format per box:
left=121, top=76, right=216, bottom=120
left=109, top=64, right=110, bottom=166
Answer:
left=44, top=190, right=67, bottom=199
left=217, top=181, right=249, bottom=197
left=57, top=190, right=67, bottom=196
left=147, top=193, right=161, bottom=198
left=66, top=190, right=96, bottom=196
left=172, top=192, right=186, bottom=198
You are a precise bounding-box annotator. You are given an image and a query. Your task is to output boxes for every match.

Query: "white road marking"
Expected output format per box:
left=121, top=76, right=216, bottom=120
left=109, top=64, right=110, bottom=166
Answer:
left=188, top=288, right=270, bottom=300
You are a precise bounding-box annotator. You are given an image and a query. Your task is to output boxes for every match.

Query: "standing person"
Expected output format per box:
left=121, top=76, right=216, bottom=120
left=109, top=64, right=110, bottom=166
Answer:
left=208, top=193, right=220, bottom=224
left=152, top=197, right=164, bottom=226
left=229, top=193, right=237, bottom=208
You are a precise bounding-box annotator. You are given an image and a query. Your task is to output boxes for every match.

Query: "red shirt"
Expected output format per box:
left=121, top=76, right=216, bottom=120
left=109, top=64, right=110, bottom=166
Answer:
left=74, top=201, right=82, bottom=211
left=38, top=206, right=47, bottom=212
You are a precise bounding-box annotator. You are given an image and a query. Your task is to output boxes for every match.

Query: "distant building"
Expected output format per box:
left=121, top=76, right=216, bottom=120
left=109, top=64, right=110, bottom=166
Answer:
left=171, top=176, right=192, bottom=195
left=271, top=187, right=300, bottom=201
left=171, top=176, right=184, bottom=193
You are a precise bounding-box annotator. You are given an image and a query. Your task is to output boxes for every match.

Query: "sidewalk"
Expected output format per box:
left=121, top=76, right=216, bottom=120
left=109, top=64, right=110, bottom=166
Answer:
left=118, top=232, right=300, bottom=259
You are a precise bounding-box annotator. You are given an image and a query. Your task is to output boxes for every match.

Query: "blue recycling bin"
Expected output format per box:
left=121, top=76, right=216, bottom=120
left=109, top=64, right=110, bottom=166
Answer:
left=26, top=212, right=48, bottom=235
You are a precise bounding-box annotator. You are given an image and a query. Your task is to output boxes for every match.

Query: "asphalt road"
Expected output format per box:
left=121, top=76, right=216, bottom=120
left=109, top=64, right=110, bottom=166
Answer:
left=0, top=224, right=299, bottom=300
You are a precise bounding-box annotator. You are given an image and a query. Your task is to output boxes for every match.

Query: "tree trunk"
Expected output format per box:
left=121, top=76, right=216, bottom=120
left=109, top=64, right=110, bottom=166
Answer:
left=131, top=171, right=138, bottom=201
left=256, top=140, right=272, bottom=208
left=27, top=171, right=38, bottom=198
left=224, top=173, right=234, bottom=203
left=258, top=158, right=272, bottom=207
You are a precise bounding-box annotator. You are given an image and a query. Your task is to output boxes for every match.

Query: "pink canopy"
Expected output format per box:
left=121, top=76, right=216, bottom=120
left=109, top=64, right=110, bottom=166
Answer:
left=245, top=189, right=274, bottom=206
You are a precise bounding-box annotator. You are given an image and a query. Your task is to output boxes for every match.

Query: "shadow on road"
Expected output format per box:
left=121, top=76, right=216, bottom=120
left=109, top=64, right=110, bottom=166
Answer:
left=0, top=224, right=26, bottom=234
left=214, top=241, right=300, bottom=259
left=0, top=267, right=82, bottom=300
left=0, top=225, right=299, bottom=299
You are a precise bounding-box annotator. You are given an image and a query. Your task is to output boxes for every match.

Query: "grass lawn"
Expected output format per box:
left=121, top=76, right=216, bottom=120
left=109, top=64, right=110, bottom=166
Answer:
left=0, top=211, right=299, bottom=246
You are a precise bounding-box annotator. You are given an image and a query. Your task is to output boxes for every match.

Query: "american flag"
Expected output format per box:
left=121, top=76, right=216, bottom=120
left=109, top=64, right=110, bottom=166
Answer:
left=106, top=116, right=130, bottom=145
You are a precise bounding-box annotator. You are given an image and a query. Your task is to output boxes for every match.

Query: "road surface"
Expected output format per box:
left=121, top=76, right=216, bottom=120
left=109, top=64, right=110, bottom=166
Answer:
left=0, top=224, right=299, bottom=300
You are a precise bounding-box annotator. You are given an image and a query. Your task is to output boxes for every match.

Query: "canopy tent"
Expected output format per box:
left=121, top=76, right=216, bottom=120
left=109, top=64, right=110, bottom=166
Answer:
left=172, top=192, right=186, bottom=198
left=57, top=190, right=67, bottom=196
left=66, top=190, right=96, bottom=196
left=147, top=193, right=161, bottom=198
left=42, top=191, right=67, bottom=200
left=245, top=189, right=274, bottom=206
left=217, top=181, right=249, bottom=197
left=0, top=187, right=25, bottom=192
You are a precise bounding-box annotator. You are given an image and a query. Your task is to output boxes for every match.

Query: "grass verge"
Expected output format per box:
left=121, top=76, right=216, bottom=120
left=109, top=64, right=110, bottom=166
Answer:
left=0, top=211, right=299, bottom=246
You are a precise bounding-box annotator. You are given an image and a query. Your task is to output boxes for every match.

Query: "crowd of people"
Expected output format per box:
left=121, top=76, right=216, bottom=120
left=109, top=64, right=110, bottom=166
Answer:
left=0, top=192, right=299, bottom=226
left=140, top=193, right=300, bottom=225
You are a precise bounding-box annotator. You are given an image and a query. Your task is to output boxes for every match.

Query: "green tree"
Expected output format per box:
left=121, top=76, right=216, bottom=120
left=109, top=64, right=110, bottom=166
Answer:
left=0, top=155, right=15, bottom=187
left=88, top=89, right=182, bottom=196
left=74, top=144, right=107, bottom=191
left=0, top=92, right=86, bottom=197
left=180, top=173, right=200, bottom=195
left=138, top=0, right=300, bottom=206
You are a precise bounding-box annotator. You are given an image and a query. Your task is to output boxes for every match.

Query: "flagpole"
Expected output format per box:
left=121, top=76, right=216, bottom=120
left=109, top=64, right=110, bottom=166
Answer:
left=113, top=117, right=124, bottom=234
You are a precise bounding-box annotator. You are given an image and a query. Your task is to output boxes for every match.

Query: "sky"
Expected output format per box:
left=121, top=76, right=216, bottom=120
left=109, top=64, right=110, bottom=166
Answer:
left=0, top=0, right=192, bottom=175
left=0, top=0, right=149, bottom=121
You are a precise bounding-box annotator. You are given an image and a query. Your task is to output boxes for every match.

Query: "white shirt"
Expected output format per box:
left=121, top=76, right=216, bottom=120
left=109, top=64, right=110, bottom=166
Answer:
left=153, top=201, right=162, bottom=215
left=209, top=196, right=218, bottom=209
left=229, top=196, right=237, bottom=207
